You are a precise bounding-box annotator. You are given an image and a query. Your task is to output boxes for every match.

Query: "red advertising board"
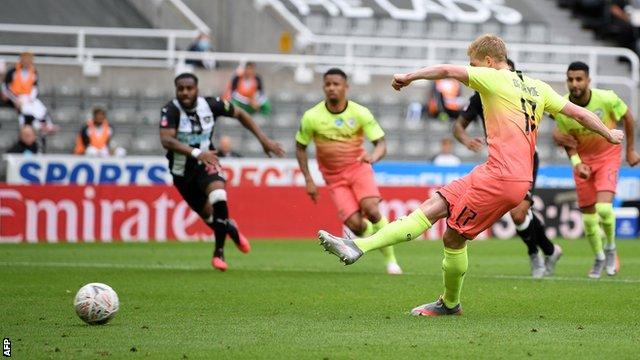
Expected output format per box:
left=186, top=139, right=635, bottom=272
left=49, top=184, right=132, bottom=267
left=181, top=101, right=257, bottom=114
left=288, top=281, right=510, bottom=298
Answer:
left=0, top=185, right=437, bottom=243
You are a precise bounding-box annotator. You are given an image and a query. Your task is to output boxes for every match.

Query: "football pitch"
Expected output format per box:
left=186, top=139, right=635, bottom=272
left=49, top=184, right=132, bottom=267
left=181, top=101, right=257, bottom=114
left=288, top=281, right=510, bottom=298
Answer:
left=1, top=238, right=639, bottom=359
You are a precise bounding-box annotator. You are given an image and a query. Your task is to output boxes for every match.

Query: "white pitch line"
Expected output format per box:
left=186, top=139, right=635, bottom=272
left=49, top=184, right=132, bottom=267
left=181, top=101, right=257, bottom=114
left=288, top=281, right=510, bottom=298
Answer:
left=1, top=261, right=639, bottom=284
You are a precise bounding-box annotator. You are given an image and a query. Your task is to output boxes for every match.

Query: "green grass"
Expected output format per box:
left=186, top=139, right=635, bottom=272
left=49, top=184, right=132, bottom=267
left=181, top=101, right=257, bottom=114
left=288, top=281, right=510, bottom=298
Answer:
left=1, top=238, right=639, bottom=359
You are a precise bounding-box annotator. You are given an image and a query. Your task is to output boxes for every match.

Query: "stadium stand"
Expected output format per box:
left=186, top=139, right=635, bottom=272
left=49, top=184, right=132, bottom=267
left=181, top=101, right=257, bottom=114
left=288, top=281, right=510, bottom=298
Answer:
left=0, top=0, right=639, bottom=168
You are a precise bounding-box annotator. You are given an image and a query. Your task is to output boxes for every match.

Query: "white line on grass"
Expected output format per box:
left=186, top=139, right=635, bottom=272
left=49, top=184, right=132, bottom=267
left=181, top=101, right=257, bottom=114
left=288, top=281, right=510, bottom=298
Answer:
left=1, top=261, right=639, bottom=284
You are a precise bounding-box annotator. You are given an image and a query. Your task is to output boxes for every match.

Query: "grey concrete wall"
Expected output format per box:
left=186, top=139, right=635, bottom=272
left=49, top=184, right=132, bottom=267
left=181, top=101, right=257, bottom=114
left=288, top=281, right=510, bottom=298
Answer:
left=183, top=0, right=290, bottom=53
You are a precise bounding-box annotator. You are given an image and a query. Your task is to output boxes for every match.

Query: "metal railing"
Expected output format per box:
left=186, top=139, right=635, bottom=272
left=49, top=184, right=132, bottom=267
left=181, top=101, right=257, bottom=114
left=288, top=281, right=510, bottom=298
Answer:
left=0, top=22, right=637, bottom=113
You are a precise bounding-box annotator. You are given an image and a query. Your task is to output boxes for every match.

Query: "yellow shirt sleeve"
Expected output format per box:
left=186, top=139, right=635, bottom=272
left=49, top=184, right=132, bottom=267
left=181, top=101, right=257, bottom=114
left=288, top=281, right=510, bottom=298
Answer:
left=542, top=82, right=568, bottom=116
left=466, top=66, right=498, bottom=94
left=360, top=107, right=385, bottom=141
left=295, top=113, right=313, bottom=146
left=607, top=90, right=628, bottom=121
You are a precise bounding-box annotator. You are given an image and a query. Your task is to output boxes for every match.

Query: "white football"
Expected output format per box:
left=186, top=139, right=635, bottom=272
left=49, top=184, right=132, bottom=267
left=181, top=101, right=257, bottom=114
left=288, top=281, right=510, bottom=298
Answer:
left=74, top=283, right=119, bottom=325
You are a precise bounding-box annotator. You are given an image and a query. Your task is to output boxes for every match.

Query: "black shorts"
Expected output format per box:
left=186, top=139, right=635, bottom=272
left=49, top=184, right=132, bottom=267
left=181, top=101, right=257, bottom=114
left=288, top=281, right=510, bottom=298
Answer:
left=172, top=164, right=226, bottom=214
left=524, top=151, right=540, bottom=203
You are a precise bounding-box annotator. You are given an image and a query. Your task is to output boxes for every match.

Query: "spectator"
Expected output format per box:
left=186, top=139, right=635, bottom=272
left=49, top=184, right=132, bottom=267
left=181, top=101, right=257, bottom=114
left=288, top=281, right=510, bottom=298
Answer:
left=217, top=135, right=242, bottom=158
left=2, top=52, right=38, bottom=109
left=426, top=78, right=464, bottom=121
left=186, top=33, right=216, bottom=69
left=2, top=52, right=57, bottom=138
left=7, top=124, right=39, bottom=154
left=230, top=62, right=272, bottom=116
left=432, top=138, right=461, bottom=166
left=74, top=107, right=114, bottom=157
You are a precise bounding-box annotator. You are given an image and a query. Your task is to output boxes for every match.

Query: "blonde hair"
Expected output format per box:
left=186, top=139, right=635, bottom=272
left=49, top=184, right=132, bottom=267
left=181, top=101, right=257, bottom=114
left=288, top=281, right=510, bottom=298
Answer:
left=467, top=34, right=507, bottom=62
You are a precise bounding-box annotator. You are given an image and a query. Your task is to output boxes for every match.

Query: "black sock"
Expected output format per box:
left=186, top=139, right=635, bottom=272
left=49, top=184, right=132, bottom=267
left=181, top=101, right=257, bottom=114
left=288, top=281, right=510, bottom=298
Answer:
left=516, top=221, right=538, bottom=256
left=226, top=219, right=240, bottom=245
left=531, top=212, right=555, bottom=256
left=208, top=201, right=229, bottom=258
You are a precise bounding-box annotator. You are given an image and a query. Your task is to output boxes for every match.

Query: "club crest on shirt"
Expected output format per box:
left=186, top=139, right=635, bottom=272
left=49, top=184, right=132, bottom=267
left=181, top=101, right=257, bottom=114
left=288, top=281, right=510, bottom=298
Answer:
left=347, top=118, right=356, bottom=128
left=593, top=108, right=604, bottom=119
left=203, top=115, right=213, bottom=124
left=334, top=118, right=343, bottom=127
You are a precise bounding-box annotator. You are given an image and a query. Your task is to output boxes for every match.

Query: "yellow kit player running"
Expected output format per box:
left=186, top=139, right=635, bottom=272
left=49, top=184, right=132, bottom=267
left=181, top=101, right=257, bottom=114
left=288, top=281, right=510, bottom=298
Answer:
left=296, top=68, right=402, bottom=274
left=553, top=61, right=639, bottom=278
left=318, top=35, right=623, bottom=316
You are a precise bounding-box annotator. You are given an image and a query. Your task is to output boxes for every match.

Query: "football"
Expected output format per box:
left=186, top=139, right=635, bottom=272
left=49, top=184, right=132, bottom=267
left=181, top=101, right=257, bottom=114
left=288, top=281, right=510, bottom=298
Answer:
left=74, top=283, right=119, bottom=325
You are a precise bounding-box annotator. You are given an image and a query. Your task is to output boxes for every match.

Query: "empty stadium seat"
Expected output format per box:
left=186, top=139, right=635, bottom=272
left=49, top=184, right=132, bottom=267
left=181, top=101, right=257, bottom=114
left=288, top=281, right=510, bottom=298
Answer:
left=526, top=23, right=549, bottom=43
left=47, top=132, right=76, bottom=153
left=352, top=18, right=376, bottom=36
left=453, top=23, right=476, bottom=40
left=402, top=21, right=426, bottom=38
left=377, top=18, right=401, bottom=37
left=427, top=20, right=452, bottom=39
left=326, top=17, right=350, bottom=35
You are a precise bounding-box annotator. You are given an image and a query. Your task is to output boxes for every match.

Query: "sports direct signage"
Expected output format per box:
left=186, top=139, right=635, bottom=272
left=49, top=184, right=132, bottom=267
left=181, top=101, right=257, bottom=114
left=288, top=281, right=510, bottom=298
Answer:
left=3, top=155, right=326, bottom=187
left=4, top=154, right=640, bottom=199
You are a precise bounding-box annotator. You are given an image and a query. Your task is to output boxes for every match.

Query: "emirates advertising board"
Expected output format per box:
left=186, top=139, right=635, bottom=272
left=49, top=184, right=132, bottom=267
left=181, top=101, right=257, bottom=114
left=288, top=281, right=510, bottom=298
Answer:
left=2, top=155, right=639, bottom=242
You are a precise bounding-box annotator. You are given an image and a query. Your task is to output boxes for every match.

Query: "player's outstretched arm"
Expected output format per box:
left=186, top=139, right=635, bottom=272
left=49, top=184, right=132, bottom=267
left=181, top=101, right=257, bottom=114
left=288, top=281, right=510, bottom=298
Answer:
left=159, top=128, right=218, bottom=166
left=622, top=110, right=640, bottom=166
left=233, top=107, right=284, bottom=157
left=295, top=141, right=318, bottom=203
left=392, top=65, right=469, bottom=91
left=560, top=102, right=624, bottom=144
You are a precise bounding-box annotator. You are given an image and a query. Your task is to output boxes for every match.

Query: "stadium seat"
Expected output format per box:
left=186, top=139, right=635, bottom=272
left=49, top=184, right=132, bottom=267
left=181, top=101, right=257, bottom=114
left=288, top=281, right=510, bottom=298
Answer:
left=403, top=137, right=427, bottom=158
left=273, top=113, right=298, bottom=128
left=52, top=107, right=81, bottom=124
left=132, top=134, right=161, bottom=154
left=402, top=20, right=426, bottom=38
left=502, top=24, right=526, bottom=43
left=384, top=136, right=400, bottom=156
left=318, top=43, right=346, bottom=57
left=110, top=108, right=137, bottom=124
left=0, top=108, right=17, bottom=122
left=377, top=18, right=401, bottom=37
left=352, top=18, right=376, bottom=36
left=479, top=22, right=502, bottom=37
left=526, top=23, right=549, bottom=43
left=522, top=51, right=548, bottom=64
left=138, top=109, right=159, bottom=125
left=111, top=133, right=133, bottom=150
left=427, top=20, right=452, bottom=39
left=374, top=45, right=397, bottom=58
left=354, top=44, right=375, bottom=57
left=400, top=46, right=425, bottom=59
left=48, top=132, right=76, bottom=153
left=379, top=115, right=400, bottom=130
left=453, top=23, right=476, bottom=40
left=326, top=17, right=350, bottom=35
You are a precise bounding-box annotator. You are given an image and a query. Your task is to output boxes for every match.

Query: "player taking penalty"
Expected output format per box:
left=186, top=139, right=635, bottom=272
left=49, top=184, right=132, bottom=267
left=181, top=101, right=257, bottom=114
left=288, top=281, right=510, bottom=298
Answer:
left=453, top=59, right=562, bottom=278
left=553, top=61, right=639, bottom=278
left=296, top=68, right=402, bottom=275
left=318, top=34, right=624, bottom=316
